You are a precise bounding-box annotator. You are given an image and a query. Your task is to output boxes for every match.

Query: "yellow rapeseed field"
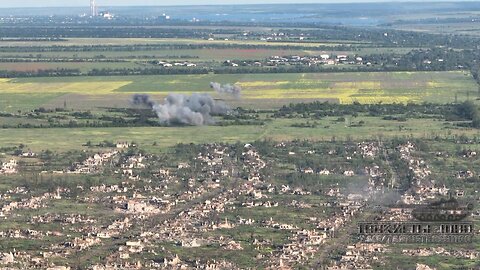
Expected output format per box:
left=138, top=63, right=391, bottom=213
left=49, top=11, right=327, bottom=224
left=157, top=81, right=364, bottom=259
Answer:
left=334, top=81, right=382, bottom=89
left=0, top=79, right=132, bottom=94
left=0, top=71, right=475, bottom=111
left=239, top=79, right=416, bottom=104
left=239, top=81, right=292, bottom=88
left=343, top=96, right=416, bottom=104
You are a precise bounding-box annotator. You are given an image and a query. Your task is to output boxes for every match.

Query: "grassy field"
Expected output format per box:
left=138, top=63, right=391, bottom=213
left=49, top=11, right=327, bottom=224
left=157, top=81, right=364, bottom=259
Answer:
left=389, top=11, right=480, bottom=36
left=0, top=116, right=477, bottom=152
left=0, top=71, right=476, bottom=111
left=0, top=48, right=341, bottom=60
left=0, top=62, right=139, bottom=72
left=0, top=38, right=365, bottom=48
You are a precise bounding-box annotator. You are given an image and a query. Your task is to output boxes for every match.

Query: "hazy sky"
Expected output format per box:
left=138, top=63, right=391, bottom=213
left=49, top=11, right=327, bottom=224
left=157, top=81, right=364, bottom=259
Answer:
left=0, top=0, right=471, bottom=8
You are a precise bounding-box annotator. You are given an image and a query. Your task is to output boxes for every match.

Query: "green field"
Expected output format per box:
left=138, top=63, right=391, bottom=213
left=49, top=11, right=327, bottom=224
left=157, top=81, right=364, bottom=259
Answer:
left=0, top=48, right=342, bottom=61
left=0, top=62, right=139, bottom=72
left=0, top=70, right=477, bottom=153
left=389, top=11, right=480, bottom=36
left=0, top=37, right=364, bottom=48
left=0, top=71, right=476, bottom=111
left=0, top=116, right=476, bottom=152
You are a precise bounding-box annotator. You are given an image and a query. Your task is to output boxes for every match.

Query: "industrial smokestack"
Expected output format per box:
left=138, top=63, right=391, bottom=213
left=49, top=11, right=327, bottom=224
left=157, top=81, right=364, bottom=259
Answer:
left=90, top=0, right=98, bottom=17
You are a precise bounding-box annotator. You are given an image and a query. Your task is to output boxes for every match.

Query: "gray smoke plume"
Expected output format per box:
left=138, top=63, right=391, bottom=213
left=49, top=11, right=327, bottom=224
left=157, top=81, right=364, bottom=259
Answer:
left=131, top=93, right=229, bottom=126
left=132, top=94, right=156, bottom=107
left=210, top=82, right=242, bottom=98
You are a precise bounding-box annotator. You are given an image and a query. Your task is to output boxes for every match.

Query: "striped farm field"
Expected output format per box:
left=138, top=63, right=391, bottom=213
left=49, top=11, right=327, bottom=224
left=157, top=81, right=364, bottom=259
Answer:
left=0, top=71, right=476, bottom=111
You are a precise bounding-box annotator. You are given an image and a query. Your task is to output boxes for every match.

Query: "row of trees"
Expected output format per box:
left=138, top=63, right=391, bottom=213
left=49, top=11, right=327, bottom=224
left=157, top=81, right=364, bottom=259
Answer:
left=0, top=43, right=354, bottom=53
left=3, top=46, right=480, bottom=78
left=0, top=63, right=470, bottom=78
left=0, top=26, right=236, bottom=39
left=455, top=101, right=480, bottom=128
left=3, top=19, right=480, bottom=49
left=363, top=47, right=480, bottom=72
left=274, top=101, right=480, bottom=128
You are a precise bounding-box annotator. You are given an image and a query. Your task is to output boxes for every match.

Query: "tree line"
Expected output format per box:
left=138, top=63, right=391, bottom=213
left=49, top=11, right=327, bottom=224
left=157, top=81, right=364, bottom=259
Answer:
left=274, top=101, right=480, bottom=128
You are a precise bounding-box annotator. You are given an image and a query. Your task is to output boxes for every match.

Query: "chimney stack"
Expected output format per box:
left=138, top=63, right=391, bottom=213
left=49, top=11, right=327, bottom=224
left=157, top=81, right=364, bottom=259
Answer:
left=90, top=0, right=98, bottom=17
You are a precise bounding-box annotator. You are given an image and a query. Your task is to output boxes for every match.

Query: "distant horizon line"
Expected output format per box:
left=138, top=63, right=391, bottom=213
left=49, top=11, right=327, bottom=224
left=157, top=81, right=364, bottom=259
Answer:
left=0, top=0, right=477, bottom=9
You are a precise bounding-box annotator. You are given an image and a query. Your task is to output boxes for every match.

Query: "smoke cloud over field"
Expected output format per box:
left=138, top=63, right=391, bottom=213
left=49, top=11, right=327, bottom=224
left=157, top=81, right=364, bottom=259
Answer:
left=132, top=94, right=155, bottom=107
left=210, top=82, right=242, bottom=98
left=131, top=93, right=229, bottom=126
